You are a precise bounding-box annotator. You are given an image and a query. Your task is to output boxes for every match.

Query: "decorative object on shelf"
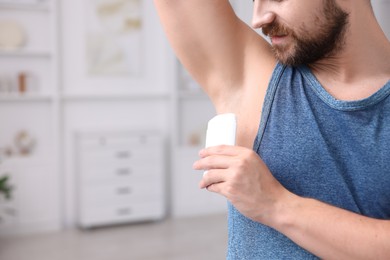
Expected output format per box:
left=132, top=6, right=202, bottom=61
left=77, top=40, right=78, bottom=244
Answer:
left=14, top=130, right=36, bottom=156
left=0, top=175, right=13, bottom=200
left=2, top=146, right=14, bottom=157
left=85, top=0, right=142, bottom=76
left=0, top=72, right=39, bottom=96
left=0, top=160, right=15, bottom=226
left=187, top=126, right=207, bottom=147
left=0, top=20, right=26, bottom=51
left=188, top=132, right=201, bottom=146
left=0, top=73, right=15, bottom=94
left=1, top=145, right=12, bottom=159
left=0, top=155, right=13, bottom=200
left=17, top=72, right=38, bottom=94
left=18, top=72, right=27, bottom=93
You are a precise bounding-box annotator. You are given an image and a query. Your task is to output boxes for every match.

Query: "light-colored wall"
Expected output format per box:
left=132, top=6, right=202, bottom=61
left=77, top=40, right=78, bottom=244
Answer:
left=372, top=0, right=390, bottom=39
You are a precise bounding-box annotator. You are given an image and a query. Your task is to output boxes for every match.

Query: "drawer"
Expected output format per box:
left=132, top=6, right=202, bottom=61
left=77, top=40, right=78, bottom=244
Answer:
left=80, top=163, right=162, bottom=183
left=79, top=201, right=165, bottom=228
left=80, top=182, right=163, bottom=207
left=80, top=146, right=163, bottom=166
left=79, top=134, right=162, bottom=150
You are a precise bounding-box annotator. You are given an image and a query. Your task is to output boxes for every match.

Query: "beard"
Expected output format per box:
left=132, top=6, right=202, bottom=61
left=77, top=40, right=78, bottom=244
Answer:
left=262, top=0, right=349, bottom=66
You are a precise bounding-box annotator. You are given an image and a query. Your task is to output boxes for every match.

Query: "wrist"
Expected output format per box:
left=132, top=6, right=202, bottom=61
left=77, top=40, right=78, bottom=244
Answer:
left=265, top=190, right=304, bottom=232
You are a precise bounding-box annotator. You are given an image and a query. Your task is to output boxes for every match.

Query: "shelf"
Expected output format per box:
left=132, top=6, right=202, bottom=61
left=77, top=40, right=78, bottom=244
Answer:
left=0, top=2, right=50, bottom=12
left=0, top=50, right=52, bottom=58
left=0, top=92, right=171, bottom=102
left=62, top=92, right=171, bottom=101
left=0, top=156, right=47, bottom=168
left=0, top=93, right=52, bottom=102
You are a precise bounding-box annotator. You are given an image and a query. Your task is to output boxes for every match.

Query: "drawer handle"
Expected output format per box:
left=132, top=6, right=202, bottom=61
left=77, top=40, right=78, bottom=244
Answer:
left=116, top=151, right=131, bottom=159
left=116, top=208, right=132, bottom=216
left=116, top=187, right=132, bottom=195
left=116, top=168, right=132, bottom=176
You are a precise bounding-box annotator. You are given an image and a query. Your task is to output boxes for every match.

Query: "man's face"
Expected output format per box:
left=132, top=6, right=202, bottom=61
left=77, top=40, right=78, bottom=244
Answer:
left=259, top=0, right=349, bottom=66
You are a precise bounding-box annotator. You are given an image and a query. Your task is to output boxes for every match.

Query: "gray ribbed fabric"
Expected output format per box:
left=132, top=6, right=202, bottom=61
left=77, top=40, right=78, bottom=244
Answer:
left=227, top=63, right=390, bottom=259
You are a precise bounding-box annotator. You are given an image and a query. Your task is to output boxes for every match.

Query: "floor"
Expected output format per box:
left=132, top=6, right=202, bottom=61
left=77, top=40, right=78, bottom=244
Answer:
left=0, top=214, right=228, bottom=260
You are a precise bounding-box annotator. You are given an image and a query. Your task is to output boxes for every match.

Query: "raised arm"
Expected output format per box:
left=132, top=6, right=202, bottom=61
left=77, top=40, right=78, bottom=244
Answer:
left=154, top=0, right=276, bottom=109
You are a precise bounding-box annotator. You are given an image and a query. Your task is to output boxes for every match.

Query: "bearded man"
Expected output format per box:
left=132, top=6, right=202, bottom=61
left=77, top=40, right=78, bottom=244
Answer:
left=154, top=0, right=390, bottom=259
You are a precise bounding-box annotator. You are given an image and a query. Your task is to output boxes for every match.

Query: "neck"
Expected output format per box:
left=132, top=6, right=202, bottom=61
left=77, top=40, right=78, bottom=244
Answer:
left=309, top=2, right=390, bottom=100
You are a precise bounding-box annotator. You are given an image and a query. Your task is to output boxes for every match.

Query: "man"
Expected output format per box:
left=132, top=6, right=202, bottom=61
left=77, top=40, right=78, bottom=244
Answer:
left=154, top=0, right=390, bottom=259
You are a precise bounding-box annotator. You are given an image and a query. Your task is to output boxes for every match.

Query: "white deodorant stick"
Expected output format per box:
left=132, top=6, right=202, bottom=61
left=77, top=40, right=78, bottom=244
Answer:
left=205, top=113, right=237, bottom=148
left=204, top=113, right=237, bottom=176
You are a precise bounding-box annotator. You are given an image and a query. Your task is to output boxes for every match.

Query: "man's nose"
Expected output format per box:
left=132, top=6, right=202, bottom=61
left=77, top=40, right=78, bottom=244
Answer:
left=251, top=1, right=276, bottom=29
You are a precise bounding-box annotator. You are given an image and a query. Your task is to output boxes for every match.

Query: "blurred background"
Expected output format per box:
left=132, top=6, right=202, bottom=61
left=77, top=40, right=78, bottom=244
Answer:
left=0, top=0, right=389, bottom=259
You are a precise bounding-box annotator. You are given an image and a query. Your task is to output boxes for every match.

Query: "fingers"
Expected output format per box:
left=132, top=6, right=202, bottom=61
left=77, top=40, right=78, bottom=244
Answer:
left=194, top=145, right=252, bottom=197
left=193, top=154, right=231, bottom=171
left=199, top=169, right=227, bottom=189
left=198, top=145, right=242, bottom=158
left=205, top=182, right=224, bottom=194
left=199, top=170, right=229, bottom=199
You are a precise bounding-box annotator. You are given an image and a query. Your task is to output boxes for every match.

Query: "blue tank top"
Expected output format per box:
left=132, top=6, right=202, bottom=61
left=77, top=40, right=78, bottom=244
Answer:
left=227, top=63, right=390, bottom=259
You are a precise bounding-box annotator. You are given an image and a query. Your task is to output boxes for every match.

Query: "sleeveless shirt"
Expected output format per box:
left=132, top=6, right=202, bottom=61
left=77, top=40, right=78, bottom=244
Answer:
left=227, top=63, right=390, bottom=259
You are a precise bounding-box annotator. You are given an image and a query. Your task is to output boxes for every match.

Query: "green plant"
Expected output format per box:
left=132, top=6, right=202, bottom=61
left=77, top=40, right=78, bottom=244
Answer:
left=0, top=175, right=12, bottom=200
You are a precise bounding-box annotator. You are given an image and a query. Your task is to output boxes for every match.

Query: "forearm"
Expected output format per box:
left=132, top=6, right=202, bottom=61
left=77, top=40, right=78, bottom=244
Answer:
left=272, top=194, right=390, bottom=259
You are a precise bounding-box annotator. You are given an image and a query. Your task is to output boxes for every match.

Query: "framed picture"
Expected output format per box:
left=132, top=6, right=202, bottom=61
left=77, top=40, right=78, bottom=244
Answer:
left=62, top=0, right=167, bottom=96
left=85, top=0, right=142, bottom=77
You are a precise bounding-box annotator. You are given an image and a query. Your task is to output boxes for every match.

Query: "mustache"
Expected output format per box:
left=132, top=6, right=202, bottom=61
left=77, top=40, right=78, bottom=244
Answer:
left=262, top=22, right=291, bottom=38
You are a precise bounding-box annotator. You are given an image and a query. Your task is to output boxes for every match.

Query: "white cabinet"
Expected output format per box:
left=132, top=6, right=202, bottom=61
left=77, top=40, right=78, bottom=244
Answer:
left=76, top=131, right=165, bottom=228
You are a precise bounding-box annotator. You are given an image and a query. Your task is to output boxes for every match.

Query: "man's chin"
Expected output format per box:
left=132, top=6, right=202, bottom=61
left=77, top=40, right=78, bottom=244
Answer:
left=278, top=60, right=302, bottom=67
left=274, top=53, right=301, bottom=67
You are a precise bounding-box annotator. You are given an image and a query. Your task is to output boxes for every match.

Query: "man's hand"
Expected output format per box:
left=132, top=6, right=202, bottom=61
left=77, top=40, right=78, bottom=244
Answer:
left=193, top=145, right=390, bottom=260
left=193, top=145, right=292, bottom=226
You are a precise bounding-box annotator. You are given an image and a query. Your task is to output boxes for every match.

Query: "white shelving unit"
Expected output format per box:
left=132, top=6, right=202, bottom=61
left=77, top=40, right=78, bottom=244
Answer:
left=0, top=0, right=61, bottom=235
